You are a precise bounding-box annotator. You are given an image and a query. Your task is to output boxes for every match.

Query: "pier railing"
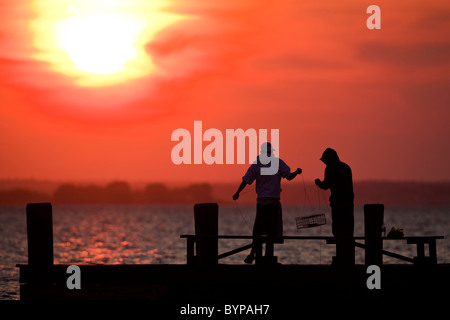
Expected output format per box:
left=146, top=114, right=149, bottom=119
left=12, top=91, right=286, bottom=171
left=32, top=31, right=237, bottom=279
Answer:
left=23, top=202, right=445, bottom=268
left=180, top=234, right=444, bottom=265
left=182, top=202, right=444, bottom=266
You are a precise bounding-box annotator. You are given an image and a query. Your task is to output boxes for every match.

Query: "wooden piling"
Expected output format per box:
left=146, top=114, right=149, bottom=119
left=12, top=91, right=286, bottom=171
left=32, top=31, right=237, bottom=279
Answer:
left=26, top=203, right=54, bottom=266
left=193, top=203, right=218, bottom=265
left=364, top=203, right=384, bottom=265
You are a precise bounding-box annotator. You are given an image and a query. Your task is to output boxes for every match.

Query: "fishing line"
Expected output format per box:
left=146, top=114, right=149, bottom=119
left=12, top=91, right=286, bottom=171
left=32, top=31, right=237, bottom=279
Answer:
left=234, top=185, right=255, bottom=233
left=299, top=173, right=324, bottom=264
left=234, top=200, right=253, bottom=232
left=317, top=187, right=323, bottom=264
left=316, top=184, right=332, bottom=264
left=319, top=188, right=331, bottom=215
left=301, top=174, right=312, bottom=207
left=301, top=172, right=333, bottom=264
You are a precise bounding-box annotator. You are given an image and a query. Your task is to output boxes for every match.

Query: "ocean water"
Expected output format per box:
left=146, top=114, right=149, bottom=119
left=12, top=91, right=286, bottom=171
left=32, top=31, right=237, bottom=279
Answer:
left=0, top=204, right=449, bottom=300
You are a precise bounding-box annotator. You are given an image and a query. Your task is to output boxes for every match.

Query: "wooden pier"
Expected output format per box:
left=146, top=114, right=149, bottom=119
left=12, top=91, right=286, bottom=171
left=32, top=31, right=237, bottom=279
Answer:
left=16, top=202, right=449, bottom=303
left=16, top=263, right=450, bottom=303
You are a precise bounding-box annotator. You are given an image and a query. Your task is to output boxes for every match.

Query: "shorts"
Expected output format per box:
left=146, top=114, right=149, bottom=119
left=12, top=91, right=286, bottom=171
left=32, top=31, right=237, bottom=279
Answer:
left=253, top=200, right=283, bottom=238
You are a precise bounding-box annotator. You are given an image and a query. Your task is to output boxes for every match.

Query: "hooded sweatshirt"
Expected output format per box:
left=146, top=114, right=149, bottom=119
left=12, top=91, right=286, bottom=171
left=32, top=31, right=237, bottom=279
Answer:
left=318, top=148, right=354, bottom=207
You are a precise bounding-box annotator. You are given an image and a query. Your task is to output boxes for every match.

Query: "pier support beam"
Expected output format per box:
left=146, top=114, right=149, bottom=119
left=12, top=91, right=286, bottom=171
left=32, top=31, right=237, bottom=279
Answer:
left=26, top=202, right=54, bottom=266
left=364, top=203, right=384, bottom=265
left=193, top=203, right=218, bottom=265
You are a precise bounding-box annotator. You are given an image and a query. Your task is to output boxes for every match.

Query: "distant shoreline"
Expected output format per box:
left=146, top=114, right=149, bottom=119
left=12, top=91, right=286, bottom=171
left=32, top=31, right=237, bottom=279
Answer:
left=0, top=179, right=448, bottom=206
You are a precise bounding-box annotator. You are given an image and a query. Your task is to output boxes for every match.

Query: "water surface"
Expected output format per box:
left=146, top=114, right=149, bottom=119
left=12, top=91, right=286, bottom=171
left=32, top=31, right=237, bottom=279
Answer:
left=1, top=205, right=449, bottom=300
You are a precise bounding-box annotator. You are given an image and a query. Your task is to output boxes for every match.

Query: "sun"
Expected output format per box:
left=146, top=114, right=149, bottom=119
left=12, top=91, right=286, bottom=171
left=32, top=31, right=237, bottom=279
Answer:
left=56, top=12, right=144, bottom=75
left=30, top=0, right=185, bottom=86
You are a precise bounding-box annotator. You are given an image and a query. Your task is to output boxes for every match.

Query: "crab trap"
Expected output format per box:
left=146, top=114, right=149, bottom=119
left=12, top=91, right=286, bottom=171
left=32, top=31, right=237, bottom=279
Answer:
left=295, top=214, right=327, bottom=229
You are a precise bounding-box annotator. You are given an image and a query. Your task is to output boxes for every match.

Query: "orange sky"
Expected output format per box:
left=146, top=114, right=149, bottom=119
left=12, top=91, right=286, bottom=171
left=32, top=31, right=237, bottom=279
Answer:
left=0, top=0, right=449, bottom=184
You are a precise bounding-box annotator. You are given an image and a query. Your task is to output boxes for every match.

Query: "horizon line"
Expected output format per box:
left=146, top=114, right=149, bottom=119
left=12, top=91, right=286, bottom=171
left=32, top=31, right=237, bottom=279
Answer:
left=0, top=178, right=450, bottom=184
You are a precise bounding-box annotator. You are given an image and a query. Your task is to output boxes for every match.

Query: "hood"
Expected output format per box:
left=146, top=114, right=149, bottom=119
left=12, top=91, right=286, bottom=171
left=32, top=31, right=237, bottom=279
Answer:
left=320, top=148, right=340, bottom=165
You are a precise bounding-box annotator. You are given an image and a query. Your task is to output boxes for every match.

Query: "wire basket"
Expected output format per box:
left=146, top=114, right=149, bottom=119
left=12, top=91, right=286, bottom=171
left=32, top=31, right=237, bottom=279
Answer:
left=296, top=214, right=327, bottom=229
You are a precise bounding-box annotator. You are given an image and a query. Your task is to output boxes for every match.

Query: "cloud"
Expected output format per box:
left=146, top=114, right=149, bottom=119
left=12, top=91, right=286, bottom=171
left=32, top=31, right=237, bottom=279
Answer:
left=358, top=42, right=450, bottom=68
left=255, top=53, right=354, bottom=73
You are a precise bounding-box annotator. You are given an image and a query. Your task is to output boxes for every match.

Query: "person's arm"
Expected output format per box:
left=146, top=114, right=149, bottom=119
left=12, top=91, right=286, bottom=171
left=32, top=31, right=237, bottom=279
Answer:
left=233, top=181, right=248, bottom=200
left=315, top=178, right=327, bottom=189
left=286, top=168, right=302, bottom=181
left=315, top=168, right=330, bottom=190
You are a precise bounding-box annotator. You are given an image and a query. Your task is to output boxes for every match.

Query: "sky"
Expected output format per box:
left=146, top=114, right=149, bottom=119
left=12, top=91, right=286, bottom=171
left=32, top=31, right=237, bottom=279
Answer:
left=0, top=0, right=449, bottom=184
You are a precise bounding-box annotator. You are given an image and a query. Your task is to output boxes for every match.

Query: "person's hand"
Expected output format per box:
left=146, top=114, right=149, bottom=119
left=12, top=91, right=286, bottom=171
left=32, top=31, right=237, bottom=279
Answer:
left=296, top=168, right=302, bottom=175
left=314, top=178, right=321, bottom=186
left=232, top=193, right=240, bottom=200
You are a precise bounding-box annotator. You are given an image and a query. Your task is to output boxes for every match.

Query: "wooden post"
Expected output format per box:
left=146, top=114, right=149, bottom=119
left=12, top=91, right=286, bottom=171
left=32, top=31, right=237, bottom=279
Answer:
left=186, top=237, right=195, bottom=265
left=364, top=204, right=383, bottom=265
left=193, top=203, right=218, bottom=265
left=26, top=203, right=54, bottom=266
left=428, top=240, right=437, bottom=265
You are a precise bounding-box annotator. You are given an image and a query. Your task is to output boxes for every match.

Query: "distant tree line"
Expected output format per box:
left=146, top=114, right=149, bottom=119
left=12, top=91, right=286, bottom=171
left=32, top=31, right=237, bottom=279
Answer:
left=0, top=180, right=449, bottom=206
left=0, top=181, right=215, bottom=205
left=0, top=188, right=51, bottom=205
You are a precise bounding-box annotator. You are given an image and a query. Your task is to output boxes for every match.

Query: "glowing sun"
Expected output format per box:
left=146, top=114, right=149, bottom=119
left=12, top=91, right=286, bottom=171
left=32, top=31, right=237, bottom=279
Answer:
left=30, top=0, right=184, bottom=86
left=56, top=12, right=144, bottom=75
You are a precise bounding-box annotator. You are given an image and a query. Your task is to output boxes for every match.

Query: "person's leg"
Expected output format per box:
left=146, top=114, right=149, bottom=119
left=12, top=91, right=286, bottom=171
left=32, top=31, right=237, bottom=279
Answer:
left=245, top=201, right=282, bottom=263
left=265, top=201, right=283, bottom=257
left=332, top=206, right=355, bottom=265
left=245, top=204, right=263, bottom=263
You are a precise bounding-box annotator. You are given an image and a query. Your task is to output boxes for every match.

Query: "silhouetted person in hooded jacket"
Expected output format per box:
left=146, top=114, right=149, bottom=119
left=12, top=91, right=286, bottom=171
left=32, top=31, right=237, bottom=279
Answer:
left=315, top=148, right=354, bottom=265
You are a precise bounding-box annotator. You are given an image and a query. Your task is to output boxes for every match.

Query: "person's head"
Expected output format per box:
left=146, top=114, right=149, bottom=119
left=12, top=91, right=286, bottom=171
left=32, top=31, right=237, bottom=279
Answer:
left=320, top=148, right=339, bottom=165
left=260, top=142, right=274, bottom=157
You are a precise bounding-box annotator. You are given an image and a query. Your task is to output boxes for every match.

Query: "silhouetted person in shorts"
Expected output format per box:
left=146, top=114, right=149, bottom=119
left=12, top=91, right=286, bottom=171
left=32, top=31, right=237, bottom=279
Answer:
left=315, top=148, right=354, bottom=265
left=233, top=142, right=302, bottom=264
